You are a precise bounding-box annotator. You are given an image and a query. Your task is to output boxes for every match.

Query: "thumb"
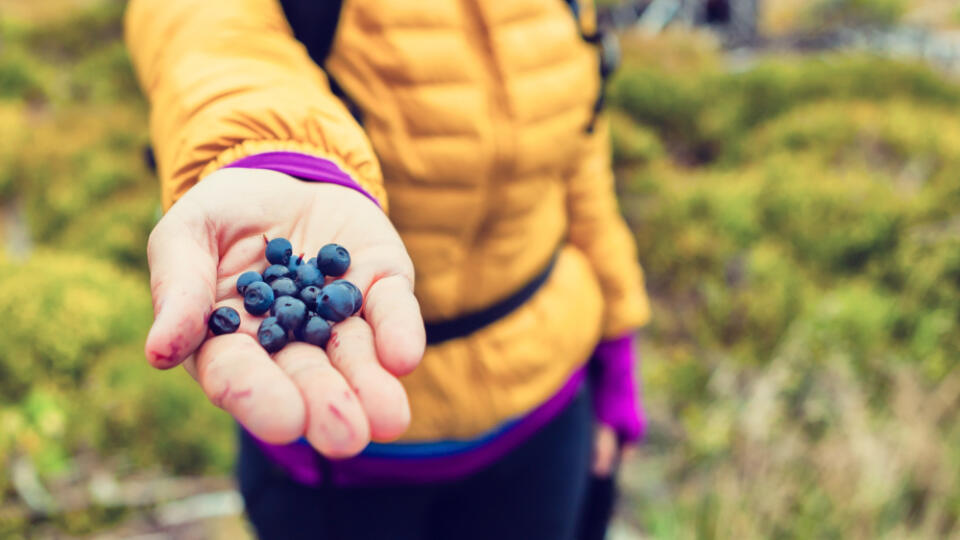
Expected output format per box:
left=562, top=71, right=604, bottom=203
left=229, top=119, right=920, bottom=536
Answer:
left=144, top=202, right=218, bottom=369
left=592, top=424, right=620, bottom=477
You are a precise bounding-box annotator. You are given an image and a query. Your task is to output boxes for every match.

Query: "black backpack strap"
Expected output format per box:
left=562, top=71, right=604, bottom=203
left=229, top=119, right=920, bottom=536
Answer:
left=278, top=0, right=362, bottom=122
left=564, top=0, right=619, bottom=133
left=278, top=0, right=345, bottom=66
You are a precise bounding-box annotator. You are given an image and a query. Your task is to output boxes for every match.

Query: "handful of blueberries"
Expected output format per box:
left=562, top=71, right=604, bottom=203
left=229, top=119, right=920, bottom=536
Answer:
left=206, top=237, right=362, bottom=354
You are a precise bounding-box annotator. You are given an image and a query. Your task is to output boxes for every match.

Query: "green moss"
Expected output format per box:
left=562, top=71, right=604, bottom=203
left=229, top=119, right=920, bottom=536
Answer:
left=615, top=41, right=960, bottom=538
left=0, top=251, right=152, bottom=400
left=610, top=54, right=960, bottom=165
left=0, top=48, right=47, bottom=100
left=807, top=0, right=906, bottom=27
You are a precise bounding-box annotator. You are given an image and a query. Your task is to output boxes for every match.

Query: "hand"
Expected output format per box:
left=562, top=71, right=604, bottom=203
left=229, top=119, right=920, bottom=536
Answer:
left=144, top=168, right=425, bottom=458
left=592, top=424, right=636, bottom=477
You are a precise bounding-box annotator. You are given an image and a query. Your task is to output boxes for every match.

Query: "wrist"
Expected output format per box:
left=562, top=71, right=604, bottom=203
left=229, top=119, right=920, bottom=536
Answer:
left=222, top=151, right=383, bottom=210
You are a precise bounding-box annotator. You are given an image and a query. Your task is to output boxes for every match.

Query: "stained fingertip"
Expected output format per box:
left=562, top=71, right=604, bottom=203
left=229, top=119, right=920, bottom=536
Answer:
left=144, top=299, right=210, bottom=369
left=237, top=378, right=306, bottom=445
left=273, top=343, right=370, bottom=458
left=197, top=334, right=306, bottom=444
left=310, top=400, right=370, bottom=458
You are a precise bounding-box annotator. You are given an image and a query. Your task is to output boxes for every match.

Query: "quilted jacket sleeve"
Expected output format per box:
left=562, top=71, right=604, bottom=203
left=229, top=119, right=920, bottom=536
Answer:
left=125, top=0, right=386, bottom=211
left=566, top=115, right=651, bottom=338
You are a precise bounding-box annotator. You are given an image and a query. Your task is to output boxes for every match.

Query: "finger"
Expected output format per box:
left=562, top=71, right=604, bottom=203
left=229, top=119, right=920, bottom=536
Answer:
left=338, top=247, right=424, bottom=376
left=360, top=275, right=425, bottom=377
left=274, top=342, right=370, bottom=458
left=195, top=333, right=305, bottom=444
left=145, top=207, right=218, bottom=369
left=592, top=425, right=619, bottom=477
left=327, top=317, right=412, bottom=441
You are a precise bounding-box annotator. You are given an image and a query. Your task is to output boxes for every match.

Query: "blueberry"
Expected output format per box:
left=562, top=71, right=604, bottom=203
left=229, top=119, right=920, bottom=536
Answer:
left=288, top=253, right=306, bottom=273
left=307, top=257, right=317, bottom=268
left=263, top=264, right=292, bottom=283
left=271, top=277, right=299, bottom=299
left=265, top=238, right=293, bottom=265
left=299, top=285, right=322, bottom=312
left=317, top=244, right=350, bottom=277
left=257, top=317, right=288, bottom=353
left=236, top=271, right=263, bottom=295
left=208, top=306, right=241, bottom=335
left=272, top=297, right=307, bottom=333
left=294, top=263, right=323, bottom=289
left=298, top=315, right=332, bottom=347
left=331, top=279, right=363, bottom=314
left=243, top=281, right=275, bottom=316
left=316, top=280, right=356, bottom=322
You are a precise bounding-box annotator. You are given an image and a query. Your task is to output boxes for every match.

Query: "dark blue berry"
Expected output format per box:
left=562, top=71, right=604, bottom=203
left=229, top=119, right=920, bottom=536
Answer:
left=317, top=281, right=356, bottom=322
left=317, top=244, right=350, bottom=277
left=263, top=264, right=292, bottom=283
left=294, top=263, right=323, bottom=289
left=331, top=279, right=363, bottom=314
left=208, top=306, right=241, bottom=335
left=236, top=271, right=263, bottom=295
left=257, top=317, right=288, bottom=353
left=271, top=277, right=299, bottom=298
left=298, top=315, right=332, bottom=347
left=307, top=257, right=317, bottom=268
left=243, top=281, right=275, bottom=316
left=288, top=253, right=305, bottom=273
left=272, top=297, right=307, bottom=333
left=265, top=238, right=293, bottom=265
left=299, top=285, right=322, bottom=312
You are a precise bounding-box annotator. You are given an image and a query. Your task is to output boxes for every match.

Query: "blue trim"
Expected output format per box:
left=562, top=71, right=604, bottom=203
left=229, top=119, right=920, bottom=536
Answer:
left=295, top=416, right=524, bottom=459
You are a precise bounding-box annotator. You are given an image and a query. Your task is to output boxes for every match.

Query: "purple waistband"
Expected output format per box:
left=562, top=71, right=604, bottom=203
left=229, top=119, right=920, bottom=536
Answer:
left=223, top=151, right=381, bottom=209
left=250, top=367, right=587, bottom=486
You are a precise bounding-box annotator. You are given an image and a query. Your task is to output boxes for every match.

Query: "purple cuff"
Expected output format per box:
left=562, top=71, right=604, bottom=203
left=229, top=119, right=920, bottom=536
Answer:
left=223, top=151, right=381, bottom=209
left=589, top=333, right=646, bottom=443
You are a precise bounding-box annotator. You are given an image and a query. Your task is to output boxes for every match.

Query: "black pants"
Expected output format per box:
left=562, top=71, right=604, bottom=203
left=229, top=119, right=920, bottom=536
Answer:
left=237, top=389, right=618, bottom=540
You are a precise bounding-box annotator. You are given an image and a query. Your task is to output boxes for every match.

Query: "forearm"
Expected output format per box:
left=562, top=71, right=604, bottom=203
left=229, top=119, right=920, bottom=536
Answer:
left=125, top=0, right=385, bottom=211
left=566, top=116, right=650, bottom=338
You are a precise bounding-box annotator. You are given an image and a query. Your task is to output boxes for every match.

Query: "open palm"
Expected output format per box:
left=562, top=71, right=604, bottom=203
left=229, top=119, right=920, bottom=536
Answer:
left=144, top=168, right=424, bottom=458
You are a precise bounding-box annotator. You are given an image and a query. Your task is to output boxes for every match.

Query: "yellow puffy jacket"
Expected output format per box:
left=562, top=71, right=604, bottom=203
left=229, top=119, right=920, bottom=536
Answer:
left=126, top=0, right=650, bottom=441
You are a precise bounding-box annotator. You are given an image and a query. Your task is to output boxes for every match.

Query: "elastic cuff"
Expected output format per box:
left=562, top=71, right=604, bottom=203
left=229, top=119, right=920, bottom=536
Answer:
left=223, top=151, right=382, bottom=209
left=197, top=140, right=387, bottom=211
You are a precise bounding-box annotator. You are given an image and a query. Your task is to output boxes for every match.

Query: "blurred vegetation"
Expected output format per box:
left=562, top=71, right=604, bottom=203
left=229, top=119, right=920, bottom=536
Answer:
left=0, top=1, right=232, bottom=536
left=2, top=0, right=959, bottom=538
left=613, top=28, right=960, bottom=540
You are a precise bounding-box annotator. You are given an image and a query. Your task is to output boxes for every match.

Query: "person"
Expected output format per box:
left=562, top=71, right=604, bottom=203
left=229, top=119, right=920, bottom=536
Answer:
left=125, top=0, right=651, bottom=538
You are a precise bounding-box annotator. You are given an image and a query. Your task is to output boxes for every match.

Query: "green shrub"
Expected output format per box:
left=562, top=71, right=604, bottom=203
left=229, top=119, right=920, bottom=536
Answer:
left=22, top=0, right=125, bottom=60
left=609, top=111, right=665, bottom=165
left=807, top=0, right=907, bottom=27
left=610, top=54, right=960, bottom=164
left=615, top=41, right=960, bottom=539
left=0, top=251, right=232, bottom=498
left=68, top=43, right=143, bottom=103
left=0, top=48, right=46, bottom=101
left=0, top=251, right=151, bottom=401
